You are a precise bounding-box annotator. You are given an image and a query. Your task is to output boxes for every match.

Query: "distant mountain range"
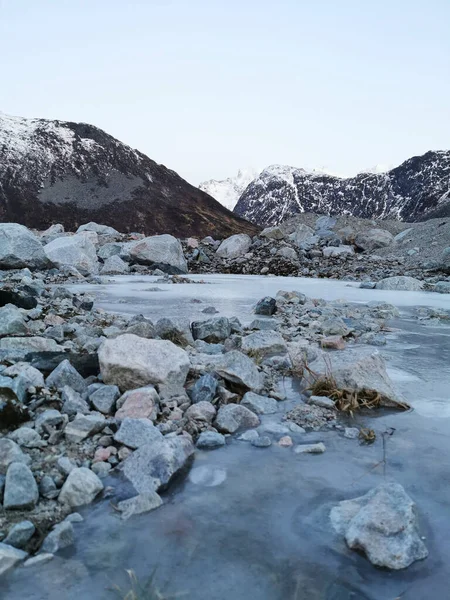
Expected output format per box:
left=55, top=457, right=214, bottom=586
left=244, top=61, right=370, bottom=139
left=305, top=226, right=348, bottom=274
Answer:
left=233, top=152, right=450, bottom=225
left=199, top=168, right=259, bottom=211
left=0, top=112, right=257, bottom=238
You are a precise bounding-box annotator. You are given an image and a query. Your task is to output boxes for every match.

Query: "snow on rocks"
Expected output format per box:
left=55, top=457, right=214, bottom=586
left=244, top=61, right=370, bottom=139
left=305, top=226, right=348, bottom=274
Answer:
left=98, top=334, right=190, bottom=391
left=330, top=482, right=428, bottom=569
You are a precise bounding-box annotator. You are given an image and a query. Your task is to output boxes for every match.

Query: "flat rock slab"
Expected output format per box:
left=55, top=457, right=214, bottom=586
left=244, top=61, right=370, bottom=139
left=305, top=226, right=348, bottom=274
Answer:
left=117, top=492, right=163, bottom=520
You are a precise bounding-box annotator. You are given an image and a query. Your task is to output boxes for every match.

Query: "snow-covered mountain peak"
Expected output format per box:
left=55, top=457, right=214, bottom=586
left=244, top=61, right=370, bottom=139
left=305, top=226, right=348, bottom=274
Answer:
left=199, top=168, right=260, bottom=211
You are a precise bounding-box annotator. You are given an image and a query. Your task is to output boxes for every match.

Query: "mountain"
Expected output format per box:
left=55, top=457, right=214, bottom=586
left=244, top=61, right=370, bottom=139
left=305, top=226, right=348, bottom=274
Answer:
left=234, top=152, right=450, bottom=226
left=199, top=168, right=259, bottom=211
left=0, top=112, right=257, bottom=238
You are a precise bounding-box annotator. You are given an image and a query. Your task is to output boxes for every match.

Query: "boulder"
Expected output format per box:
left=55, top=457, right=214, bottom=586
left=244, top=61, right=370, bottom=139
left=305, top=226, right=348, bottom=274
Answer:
left=115, top=386, right=160, bottom=421
left=127, top=234, right=187, bottom=274
left=61, top=387, right=90, bottom=415
left=260, top=226, right=284, bottom=240
left=154, top=318, right=193, bottom=346
left=191, top=317, right=231, bottom=343
left=0, top=336, right=60, bottom=361
left=241, top=330, right=289, bottom=361
left=316, top=216, right=337, bottom=231
left=276, top=247, right=298, bottom=262
left=44, top=234, right=99, bottom=275
left=294, top=443, right=326, bottom=454
left=330, top=482, right=428, bottom=570
left=0, top=223, right=49, bottom=270
left=98, top=242, right=125, bottom=261
left=439, top=247, right=450, bottom=273
left=305, top=348, right=408, bottom=408
left=5, top=520, right=35, bottom=549
left=114, top=417, right=163, bottom=449
left=117, top=492, right=163, bottom=520
left=435, top=281, right=450, bottom=294
left=214, top=404, right=260, bottom=433
left=3, top=463, right=39, bottom=509
left=216, top=234, right=251, bottom=259
left=46, top=359, right=87, bottom=393
left=288, top=224, right=314, bottom=246
left=240, top=391, right=278, bottom=414
left=254, top=297, right=276, bottom=316
left=58, top=467, right=104, bottom=507
left=185, top=401, right=216, bottom=423
left=189, top=374, right=218, bottom=404
left=375, top=276, right=423, bottom=291
left=214, top=350, right=263, bottom=392
left=0, top=543, right=28, bottom=576
left=123, top=435, right=195, bottom=494
left=77, top=222, right=119, bottom=236
left=3, top=363, right=45, bottom=389
left=196, top=431, right=226, bottom=449
left=35, top=409, right=65, bottom=434
left=0, top=304, right=29, bottom=336
left=355, top=229, right=394, bottom=252
left=394, top=228, right=414, bottom=243
left=89, top=384, right=120, bottom=414
left=8, top=427, right=43, bottom=449
left=0, top=439, right=30, bottom=474
left=99, top=334, right=190, bottom=391
left=40, top=519, right=74, bottom=553
left=100, top=255, right=130, bottom=275
left=64, top=414, right=106, bottom=443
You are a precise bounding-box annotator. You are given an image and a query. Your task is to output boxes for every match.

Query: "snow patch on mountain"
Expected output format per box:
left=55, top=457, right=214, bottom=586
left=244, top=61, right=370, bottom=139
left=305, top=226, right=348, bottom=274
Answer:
left=199, top=168, right=260, bottom=211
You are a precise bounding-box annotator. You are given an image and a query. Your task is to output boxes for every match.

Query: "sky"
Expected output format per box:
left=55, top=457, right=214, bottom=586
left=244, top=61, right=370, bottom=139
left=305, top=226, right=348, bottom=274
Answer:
left=1, top=0, right=449, bottom=185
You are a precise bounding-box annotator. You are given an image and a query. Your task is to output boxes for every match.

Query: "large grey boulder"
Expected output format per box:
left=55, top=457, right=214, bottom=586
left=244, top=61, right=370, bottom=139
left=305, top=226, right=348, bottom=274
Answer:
left=98, top=242, right=125, bottom=261
left=123, top=435, right=194, bottom=494
left=100, top=255, right=130, bottom=275
left=191, top=317, right=231, bottom=343
left=99, top=334, right=190, bottom=391
left=304, top=348, right=407, bottom=408
left=214, top=404, right=260, bottom=433
left=114, top=417, right=163, bottom=449
left=0, top=542, right=28, bottom=576
left=41, top=519, right=74, bottom=553
left=435, top=281, right=450, bottom=294
left=3, top=463, right=39, bottom=509
left=127, top=234, right=187, bottom=274
left=58, top=467, right=104, bottom=507
left=44, top=234, right=99, bottom=275
left=155, top=318, right=193, bottom=346
left=77, top=222, right=119, bottom=236
left=196, top=431, right=226, bottom=449
left=375, top=276, right=423, bottom=291
left=46, top=360, right=87, bottom=393
left=355, top=229, right=394, bottom=252
left=0, top=336, right=60, bottom=360
left=241, top=330, right=289, bottom=361
left=288, top=224, right=314, bottom=246
left=185, top=401, right=216, bottom=423
left=330, top=482, right=428, bottom=570
left=89, top=384, right=120, bottom=414
left=189, top=374, right=218, bottom=404
left=5, top=520, right=35, bottom=549
left=216, top=234, right=251, bottom=259
left=260, top=226, right=284, bottom=240
left=115, top=386, right=160, bottom=421
left=0, top=304, right=29, bottom=337
left=0, top=439, right=30, bottom=474
left=214, top=350, right=264, bottom=392
left=323, top=245, right=354, bottom=258
left=0, top=223, right=49, bottom=269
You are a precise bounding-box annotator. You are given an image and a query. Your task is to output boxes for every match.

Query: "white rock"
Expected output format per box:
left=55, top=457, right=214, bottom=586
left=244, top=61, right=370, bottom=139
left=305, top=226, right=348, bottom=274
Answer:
left=126, top=234, right=187, bottom=273
left=58, top=467, right=104, bottom=507
left=0, top=223, right=49, bottom=269
left=375, top=276, right=423, bottom=291
left=99, top=334, right=190, bottom=391
left=216, top=234, right=251, bottom=259
left=294, top=442, right=326, bottom=454
left=44, top=234, right=99, bottom=275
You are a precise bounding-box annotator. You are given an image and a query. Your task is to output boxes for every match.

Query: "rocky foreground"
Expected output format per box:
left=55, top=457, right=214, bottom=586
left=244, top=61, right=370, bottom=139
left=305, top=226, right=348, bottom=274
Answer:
left=1, top=218, right=449, bottom=576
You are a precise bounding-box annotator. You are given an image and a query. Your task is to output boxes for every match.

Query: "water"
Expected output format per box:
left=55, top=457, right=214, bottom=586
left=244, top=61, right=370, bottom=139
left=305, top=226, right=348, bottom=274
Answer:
left=2, top=275, right=450, bottom=600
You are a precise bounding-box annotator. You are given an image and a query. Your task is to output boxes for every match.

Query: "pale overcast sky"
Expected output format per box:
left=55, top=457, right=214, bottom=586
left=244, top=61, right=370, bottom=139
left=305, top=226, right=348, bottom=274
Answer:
left=1, top=0, right=449, bottom=184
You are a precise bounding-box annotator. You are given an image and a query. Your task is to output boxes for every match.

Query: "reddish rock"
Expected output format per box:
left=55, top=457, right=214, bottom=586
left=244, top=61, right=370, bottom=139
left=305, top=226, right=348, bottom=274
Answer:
left=93, top=447, right=111, bottom=462
left=278, top=436, right=293, bottom=447
left=115, top=386, right=159, bottom=421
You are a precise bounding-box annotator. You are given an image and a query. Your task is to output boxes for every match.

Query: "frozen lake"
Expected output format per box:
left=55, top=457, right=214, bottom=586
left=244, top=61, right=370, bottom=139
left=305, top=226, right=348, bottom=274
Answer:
left=2, top=274, right=450, bottom=600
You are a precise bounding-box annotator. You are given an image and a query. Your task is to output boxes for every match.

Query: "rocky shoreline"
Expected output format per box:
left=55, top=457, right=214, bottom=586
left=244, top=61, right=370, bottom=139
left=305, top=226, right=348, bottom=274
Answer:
left=0, top=218, right=449, bottom=577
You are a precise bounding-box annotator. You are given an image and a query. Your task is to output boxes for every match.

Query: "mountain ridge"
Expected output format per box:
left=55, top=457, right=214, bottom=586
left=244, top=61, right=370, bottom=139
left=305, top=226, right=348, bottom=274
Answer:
left=0, top=112, right=257, bottom=238
left=233, top=150, right=450, bottom=225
